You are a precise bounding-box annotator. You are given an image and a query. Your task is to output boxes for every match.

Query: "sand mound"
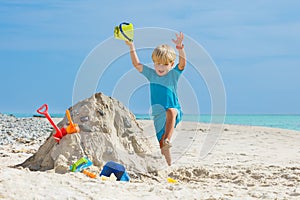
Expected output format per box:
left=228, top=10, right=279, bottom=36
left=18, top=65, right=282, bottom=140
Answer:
left=19, top=93, right=164, bottom=174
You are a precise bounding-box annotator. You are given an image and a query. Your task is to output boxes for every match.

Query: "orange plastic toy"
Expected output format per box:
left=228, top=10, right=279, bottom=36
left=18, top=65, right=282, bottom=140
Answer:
left=37, top=104, right=80, bottom=143
left=82, top=169, right=97, bottom=179
left=65, top=109, right=80, bottom=134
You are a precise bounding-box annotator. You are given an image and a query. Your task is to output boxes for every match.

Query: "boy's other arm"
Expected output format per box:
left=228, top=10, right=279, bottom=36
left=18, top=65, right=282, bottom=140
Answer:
left=172, top=32, right=186, bottom=70
left=126, top=41, right=143, bottom=72
left=177, top=47, right=186, bottom=71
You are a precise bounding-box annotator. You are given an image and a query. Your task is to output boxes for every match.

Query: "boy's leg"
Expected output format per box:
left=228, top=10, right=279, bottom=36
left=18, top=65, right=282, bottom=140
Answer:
left=160, top=108, right=178, bottom=166
left=164, top=108, right=178, bottom=141
left=159, top=108, right=178, bottom=148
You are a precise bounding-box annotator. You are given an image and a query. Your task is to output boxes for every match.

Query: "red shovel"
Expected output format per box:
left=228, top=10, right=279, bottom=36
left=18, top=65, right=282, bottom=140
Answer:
left=37, top=104, right=63, bottom=143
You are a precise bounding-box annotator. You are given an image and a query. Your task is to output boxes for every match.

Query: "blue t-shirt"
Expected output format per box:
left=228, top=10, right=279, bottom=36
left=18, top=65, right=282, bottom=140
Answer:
left=141, top=64, right=183, bottom=115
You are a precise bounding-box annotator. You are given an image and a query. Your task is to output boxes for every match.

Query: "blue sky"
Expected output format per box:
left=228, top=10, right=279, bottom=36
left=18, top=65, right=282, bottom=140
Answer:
left=0, top=0, right=300, bottom=114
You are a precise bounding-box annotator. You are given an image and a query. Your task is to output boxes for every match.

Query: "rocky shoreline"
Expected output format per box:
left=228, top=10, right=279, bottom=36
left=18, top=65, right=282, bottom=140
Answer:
left=0, top=113, right=53, bottom=145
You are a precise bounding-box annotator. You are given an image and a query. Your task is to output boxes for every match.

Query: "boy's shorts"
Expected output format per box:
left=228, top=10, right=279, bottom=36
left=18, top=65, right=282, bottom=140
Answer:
left=153, top=107, right=183, bottom=142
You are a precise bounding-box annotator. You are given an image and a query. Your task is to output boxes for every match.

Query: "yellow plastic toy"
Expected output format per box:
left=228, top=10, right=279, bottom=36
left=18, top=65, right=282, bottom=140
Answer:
left=114, top=22, right=134, bottom=42
left=167, top=177, right=178, bottom=184
left=100, top=174, right=117, bottom=181
left=65, top=109, right=80, bottom=134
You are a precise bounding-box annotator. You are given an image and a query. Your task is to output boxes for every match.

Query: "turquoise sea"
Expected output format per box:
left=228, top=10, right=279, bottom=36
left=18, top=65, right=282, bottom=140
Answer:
left=5, top=113, right=300, bottom=132
left=136, top=114, right=300, bottom=132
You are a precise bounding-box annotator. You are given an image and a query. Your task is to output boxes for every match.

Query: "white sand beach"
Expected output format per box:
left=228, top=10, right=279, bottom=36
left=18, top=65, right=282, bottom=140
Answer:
left=0, top=118, right=300, bottom=200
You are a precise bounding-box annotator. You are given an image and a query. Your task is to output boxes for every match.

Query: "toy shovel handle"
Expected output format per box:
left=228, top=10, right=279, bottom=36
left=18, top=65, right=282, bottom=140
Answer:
left=66, top=109, right=74, bottom=126
left=37, top=104, right=49, bottom=115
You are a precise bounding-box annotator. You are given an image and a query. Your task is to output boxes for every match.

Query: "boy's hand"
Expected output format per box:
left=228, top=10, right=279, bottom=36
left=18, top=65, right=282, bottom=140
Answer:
left=172, top=32, right=186, bottom=70
left=125, top=40, right=133, bottom=47
left=172, top=32, right=184, bottom=47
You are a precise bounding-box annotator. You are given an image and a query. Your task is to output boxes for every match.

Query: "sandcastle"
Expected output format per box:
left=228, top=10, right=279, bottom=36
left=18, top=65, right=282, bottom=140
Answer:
left=19, top=93, right=164, bottom=174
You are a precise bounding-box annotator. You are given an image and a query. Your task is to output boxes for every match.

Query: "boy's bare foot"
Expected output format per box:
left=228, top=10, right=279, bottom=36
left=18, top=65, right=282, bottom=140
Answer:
left=161, top=139, right=172, bottom=166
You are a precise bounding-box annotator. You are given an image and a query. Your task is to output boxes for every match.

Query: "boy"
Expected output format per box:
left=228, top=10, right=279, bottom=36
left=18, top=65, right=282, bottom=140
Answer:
left=125, top=32, right=186, bottom=166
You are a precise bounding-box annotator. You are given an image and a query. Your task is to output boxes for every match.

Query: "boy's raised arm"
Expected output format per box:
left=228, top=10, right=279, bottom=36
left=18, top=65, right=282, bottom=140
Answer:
left=172, top=32, right=186, bottom=70
left=126, top=41, right=143, bottom=72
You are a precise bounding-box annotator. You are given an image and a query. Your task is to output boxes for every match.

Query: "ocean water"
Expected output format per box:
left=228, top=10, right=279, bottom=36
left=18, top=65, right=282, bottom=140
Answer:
left=135, top=114, right=300, bottom=132
left=5, top=113, right=64, bottom=118
left=5, top=113, right=300, bottom=132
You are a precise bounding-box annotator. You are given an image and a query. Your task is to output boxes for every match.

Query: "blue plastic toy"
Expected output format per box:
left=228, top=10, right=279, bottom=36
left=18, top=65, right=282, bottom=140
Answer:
left=100, top=161, right=130, bottom=181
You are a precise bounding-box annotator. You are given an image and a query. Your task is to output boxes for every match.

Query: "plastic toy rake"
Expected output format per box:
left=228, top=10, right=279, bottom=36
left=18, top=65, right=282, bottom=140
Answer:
left=70, top=157, right=93, bottom=172
left=70, top=157, right=96, bottom=178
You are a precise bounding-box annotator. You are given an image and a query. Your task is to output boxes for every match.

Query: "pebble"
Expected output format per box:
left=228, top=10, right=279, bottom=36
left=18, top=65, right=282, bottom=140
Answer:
left=0, top=113, right=53, bottom=145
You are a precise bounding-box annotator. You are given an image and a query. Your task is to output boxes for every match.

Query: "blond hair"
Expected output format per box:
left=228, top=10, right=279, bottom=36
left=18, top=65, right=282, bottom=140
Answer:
left=152, top=44, right=176, bottom=64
